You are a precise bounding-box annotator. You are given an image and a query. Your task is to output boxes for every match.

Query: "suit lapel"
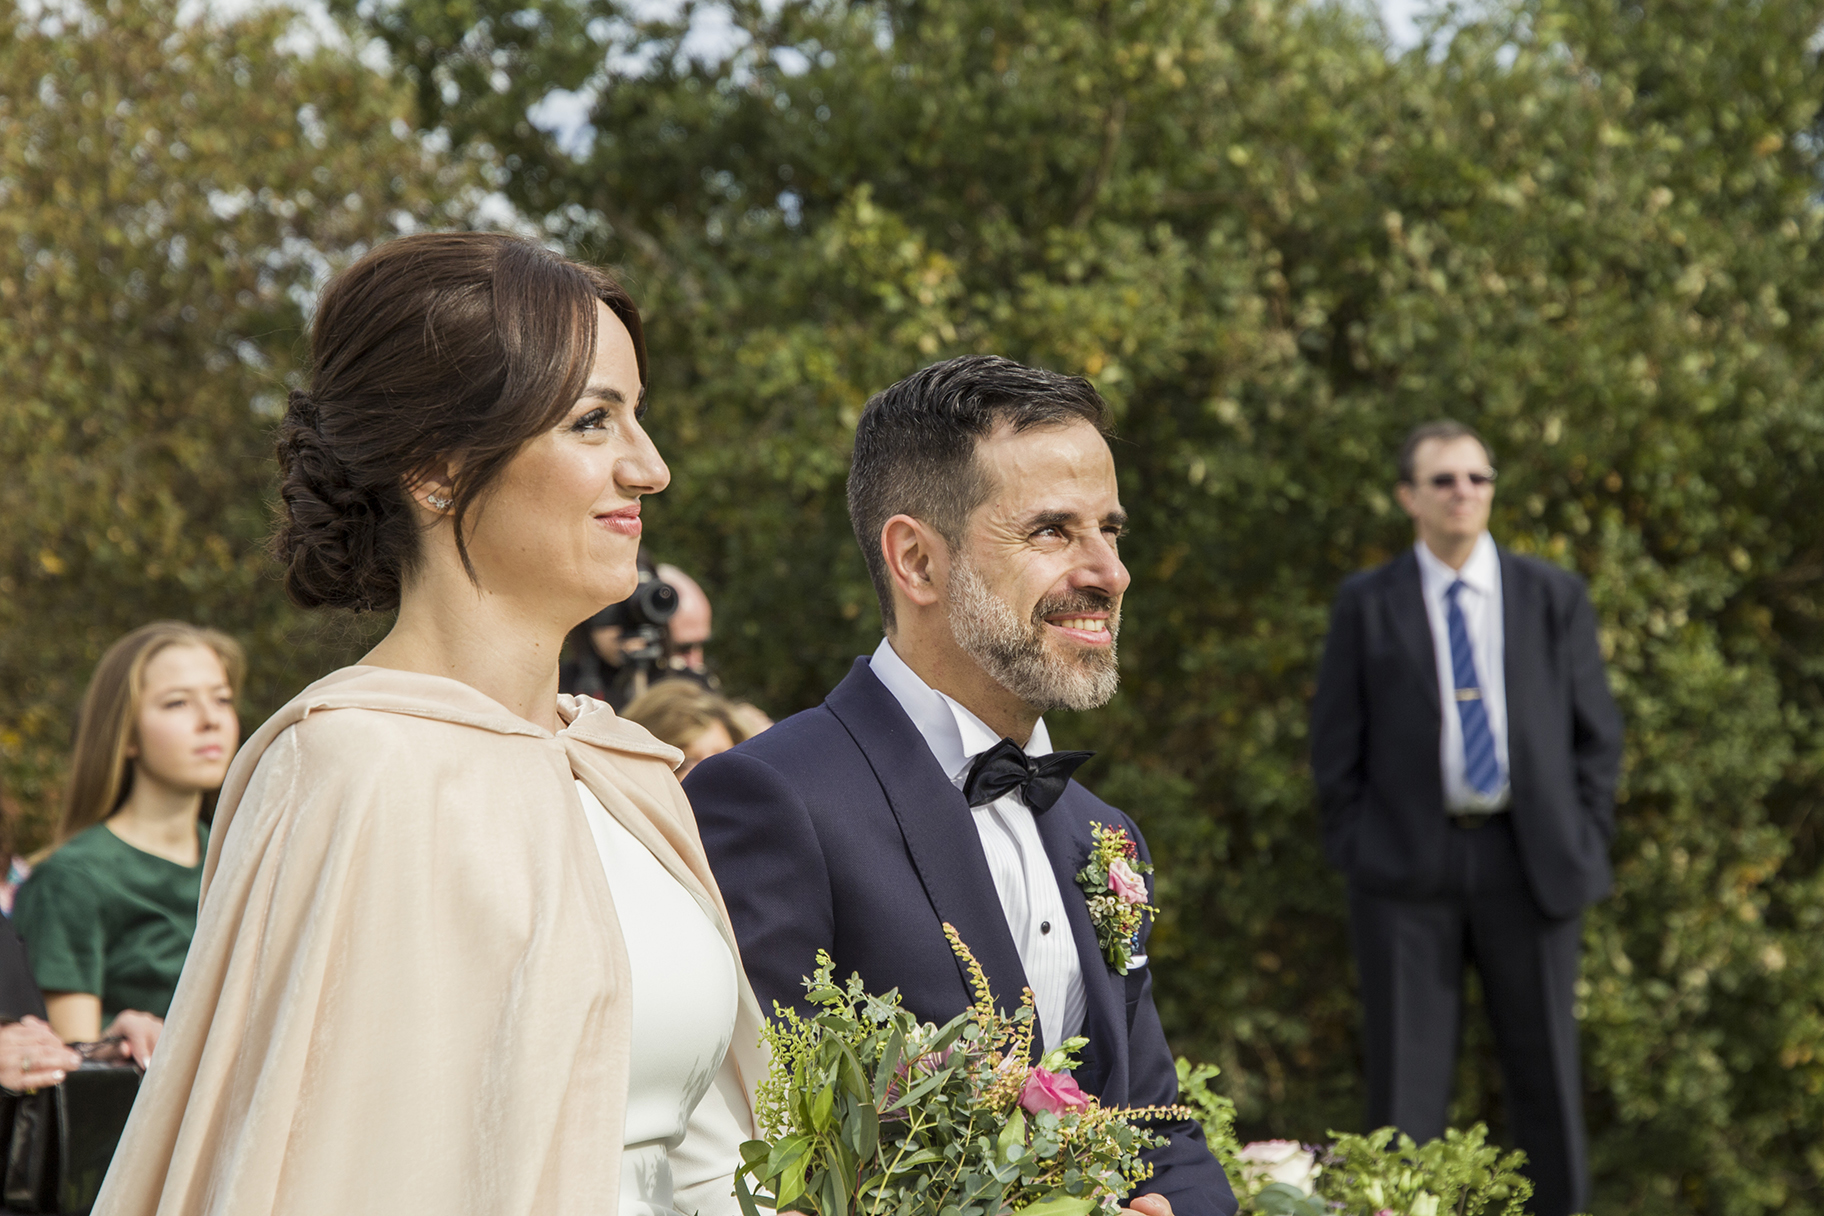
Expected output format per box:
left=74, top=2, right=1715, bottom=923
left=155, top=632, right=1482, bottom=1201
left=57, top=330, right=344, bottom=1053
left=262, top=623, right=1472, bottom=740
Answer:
left=1033, top=792, right=1126, bottom=1093
left=824, top=660, right=1034, bottom=1020
left=1389, top=548, right=1441, bottom=717
left=1498, top=548, right=1536, bottom=770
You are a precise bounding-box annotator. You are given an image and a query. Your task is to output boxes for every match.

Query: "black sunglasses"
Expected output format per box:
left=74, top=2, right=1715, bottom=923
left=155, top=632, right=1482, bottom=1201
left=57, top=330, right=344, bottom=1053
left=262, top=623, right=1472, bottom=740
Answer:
left=1426, top=471, right=1497, bottom=489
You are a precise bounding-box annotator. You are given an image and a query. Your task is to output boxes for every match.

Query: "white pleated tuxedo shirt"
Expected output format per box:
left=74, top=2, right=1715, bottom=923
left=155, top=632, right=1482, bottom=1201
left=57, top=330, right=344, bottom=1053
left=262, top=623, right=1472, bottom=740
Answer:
left=869, top=638, right=1088, bottom=1054
left=1415, top=533, right=1511, bottom=811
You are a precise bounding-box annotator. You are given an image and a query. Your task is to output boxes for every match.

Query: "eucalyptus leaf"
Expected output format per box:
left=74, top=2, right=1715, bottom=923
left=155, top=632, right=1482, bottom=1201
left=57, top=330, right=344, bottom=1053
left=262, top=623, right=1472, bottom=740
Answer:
left=1009, top=1196, right=1098, bottom=1216
left=874, top=1028, right=906, bottom=1101
left=997, top=1108, right=1028, bottom=1164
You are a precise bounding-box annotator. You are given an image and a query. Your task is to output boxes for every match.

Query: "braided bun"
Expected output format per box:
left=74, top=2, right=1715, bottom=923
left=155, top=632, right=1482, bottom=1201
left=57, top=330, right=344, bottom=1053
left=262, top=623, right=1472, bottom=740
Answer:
left=273, top=389, right=412, bottom=611
left=267, top=232, right=647, bottom=613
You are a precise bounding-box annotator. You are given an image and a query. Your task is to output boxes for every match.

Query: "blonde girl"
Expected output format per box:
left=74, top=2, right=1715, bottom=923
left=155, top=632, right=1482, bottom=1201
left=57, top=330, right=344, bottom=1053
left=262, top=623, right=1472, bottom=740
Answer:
left=14, top=621, right=243, bottom=1053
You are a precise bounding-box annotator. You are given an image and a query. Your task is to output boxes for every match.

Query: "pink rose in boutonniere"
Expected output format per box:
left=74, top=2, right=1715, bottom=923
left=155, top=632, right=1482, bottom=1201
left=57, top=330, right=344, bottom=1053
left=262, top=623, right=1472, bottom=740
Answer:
left=1107, top=857, right=1147, bottom=904
left=1019, top=1067, right=1091, bottom=1116
left=1074, top=823, right=1158, bottom=974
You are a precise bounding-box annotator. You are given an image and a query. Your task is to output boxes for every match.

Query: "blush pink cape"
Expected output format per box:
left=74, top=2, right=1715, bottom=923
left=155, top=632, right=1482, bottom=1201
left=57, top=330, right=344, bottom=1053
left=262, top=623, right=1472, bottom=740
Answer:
left=91, top=666, right=767, bottom=1216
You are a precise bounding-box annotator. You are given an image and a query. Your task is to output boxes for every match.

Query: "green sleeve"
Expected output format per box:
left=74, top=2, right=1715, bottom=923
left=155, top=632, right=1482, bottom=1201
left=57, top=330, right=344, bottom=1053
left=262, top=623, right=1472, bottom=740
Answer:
left=12, top=859, right=108, bottom=997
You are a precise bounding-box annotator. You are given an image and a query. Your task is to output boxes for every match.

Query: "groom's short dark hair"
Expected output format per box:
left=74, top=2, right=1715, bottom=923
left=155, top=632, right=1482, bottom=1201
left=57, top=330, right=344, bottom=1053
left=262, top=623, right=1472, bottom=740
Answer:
left=847, top=355, right=1112, bottom=630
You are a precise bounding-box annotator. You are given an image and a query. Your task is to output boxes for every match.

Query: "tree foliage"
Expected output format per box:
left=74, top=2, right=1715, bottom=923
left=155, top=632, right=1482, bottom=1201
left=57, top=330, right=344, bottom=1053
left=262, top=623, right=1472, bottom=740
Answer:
left=0, top=0, right=483, bottom=831
left=4, top=0, right=1822, bottom=1210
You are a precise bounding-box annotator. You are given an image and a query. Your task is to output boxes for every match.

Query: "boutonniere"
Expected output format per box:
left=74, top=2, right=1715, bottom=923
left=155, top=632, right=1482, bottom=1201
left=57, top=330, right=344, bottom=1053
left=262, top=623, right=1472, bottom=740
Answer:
left=1075, top=823, right=1157, bottom=974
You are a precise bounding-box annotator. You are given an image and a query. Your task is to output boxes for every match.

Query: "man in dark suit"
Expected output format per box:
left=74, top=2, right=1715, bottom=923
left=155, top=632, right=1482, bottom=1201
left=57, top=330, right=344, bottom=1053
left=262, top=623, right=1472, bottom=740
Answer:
left=686, top=356, right=1236, bottom=1216
left=1310, top=420, right=1624, bottom=1216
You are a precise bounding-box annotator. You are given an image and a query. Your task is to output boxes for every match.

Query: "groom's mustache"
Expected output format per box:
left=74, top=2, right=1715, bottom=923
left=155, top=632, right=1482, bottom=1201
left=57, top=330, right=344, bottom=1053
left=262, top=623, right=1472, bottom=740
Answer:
left=1031, top=589, right=1120, bottom=636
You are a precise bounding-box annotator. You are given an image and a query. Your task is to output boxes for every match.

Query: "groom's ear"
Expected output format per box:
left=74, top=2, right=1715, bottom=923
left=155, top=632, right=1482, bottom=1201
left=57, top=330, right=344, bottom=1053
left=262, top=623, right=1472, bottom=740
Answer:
left=880, top=514, right=948, bottom=614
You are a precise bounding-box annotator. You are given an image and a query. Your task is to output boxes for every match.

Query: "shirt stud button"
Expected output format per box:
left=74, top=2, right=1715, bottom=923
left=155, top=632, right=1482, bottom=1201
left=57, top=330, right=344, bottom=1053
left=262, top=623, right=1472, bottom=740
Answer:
left=1041, top=921, right=1052, bottom=935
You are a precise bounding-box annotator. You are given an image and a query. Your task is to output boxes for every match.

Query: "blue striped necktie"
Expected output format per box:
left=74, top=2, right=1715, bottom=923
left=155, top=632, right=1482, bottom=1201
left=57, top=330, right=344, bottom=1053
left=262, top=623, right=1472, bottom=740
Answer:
left=1446, top=580, right=1503, bottom=795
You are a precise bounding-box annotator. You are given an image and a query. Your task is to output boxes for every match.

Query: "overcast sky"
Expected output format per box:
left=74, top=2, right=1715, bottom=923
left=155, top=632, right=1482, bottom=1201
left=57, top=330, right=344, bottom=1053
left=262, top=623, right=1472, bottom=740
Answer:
left=1378, top=0, right=1431, bottom=47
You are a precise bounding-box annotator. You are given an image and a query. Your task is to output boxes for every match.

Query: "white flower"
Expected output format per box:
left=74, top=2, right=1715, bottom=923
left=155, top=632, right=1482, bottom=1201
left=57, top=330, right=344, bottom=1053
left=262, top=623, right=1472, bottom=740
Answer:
left=1236, top=1140, right=1321, bottom=1195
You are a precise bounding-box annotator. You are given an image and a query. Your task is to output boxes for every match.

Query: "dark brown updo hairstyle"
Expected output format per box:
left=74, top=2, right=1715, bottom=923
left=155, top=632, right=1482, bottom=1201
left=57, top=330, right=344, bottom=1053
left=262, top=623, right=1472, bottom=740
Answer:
left=274, top=232, right=647, bottom=611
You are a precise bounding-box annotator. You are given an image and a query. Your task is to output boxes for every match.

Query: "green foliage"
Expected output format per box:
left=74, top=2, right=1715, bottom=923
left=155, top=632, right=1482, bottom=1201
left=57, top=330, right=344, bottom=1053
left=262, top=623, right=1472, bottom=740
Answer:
left=1314, top=1126, right=1532, bottom=1216
left=1184, top=1058, right=1529, bottom=1216
left=4, top=0, right=1822, bottom=1211
left=740, top=936, right=1177, bottom=1215
left=1174, top=1058, right=1242, bottom=1171
left=1248, top=1185, right=1328, bottom=1216
left=0, top=0, right=483, bottom=836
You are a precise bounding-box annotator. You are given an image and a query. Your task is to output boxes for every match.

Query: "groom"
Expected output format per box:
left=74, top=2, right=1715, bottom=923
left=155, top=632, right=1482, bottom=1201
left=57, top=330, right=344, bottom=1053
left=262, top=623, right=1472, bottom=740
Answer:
left=685, top=356, right=1235, bottom=1215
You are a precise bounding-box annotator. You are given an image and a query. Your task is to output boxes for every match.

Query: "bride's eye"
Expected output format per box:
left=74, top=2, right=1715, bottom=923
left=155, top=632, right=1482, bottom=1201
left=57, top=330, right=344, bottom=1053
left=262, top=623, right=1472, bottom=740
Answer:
left=571, top=407, right=609, bottom=433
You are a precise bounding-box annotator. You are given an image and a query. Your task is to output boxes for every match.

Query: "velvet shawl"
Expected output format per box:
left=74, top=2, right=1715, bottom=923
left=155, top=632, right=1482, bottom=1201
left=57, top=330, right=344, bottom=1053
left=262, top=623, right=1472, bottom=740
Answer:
left=93, top=666, right=766, bottom=1216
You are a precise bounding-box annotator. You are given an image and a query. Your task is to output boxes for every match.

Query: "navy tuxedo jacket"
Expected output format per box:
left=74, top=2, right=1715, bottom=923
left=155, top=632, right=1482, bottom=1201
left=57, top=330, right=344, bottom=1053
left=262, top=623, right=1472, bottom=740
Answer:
left=685, top=658, right=1236, bottom=1215
left=1310, top=546, right=1625, bottom=918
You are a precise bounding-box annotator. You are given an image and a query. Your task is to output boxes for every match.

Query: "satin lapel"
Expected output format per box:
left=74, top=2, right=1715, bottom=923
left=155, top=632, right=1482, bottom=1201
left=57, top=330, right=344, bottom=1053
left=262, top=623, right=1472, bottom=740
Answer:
left=1033, top=792, right=1125, bottom=1093
left=1389, top=549, right=1441, bottom=718
left=825, top=659, right=1033, bottom=1019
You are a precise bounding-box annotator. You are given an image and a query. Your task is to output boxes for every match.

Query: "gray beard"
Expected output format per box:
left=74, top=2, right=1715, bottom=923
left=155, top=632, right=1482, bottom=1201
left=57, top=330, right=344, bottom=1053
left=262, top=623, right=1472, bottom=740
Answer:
left=946, top=561, right=1120, bottom=713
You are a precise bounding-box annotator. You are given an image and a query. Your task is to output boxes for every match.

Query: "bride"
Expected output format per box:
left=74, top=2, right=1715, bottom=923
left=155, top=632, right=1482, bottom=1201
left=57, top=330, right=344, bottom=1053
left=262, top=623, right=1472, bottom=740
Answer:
left=96, top=232, right=764, bottom=1215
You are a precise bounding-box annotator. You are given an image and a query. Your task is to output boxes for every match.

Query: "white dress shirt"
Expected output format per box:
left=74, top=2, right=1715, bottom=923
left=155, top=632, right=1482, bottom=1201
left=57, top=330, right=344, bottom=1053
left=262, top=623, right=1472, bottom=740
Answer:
left=869, top=638, right=1088, bottom=1054
left=1415, top=533, right=1511, bottom=811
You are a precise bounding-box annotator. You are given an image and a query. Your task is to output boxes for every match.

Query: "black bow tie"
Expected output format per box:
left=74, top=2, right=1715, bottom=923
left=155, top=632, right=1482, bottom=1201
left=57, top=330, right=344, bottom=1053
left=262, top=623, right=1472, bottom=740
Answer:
left=962, top=738, right=1095, bottom=813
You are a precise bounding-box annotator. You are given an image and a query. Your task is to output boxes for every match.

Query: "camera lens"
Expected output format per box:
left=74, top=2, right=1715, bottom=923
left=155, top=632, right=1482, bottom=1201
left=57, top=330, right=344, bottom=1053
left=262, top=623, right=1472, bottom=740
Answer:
left=589, top=575, right=679, bottom=631
left=628, top=578, right=679, bottom=627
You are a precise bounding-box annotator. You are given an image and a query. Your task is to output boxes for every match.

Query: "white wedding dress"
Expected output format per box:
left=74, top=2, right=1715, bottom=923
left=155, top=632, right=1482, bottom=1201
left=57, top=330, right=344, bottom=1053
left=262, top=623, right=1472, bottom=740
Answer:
left=576, top=782, right=740, bottom=1216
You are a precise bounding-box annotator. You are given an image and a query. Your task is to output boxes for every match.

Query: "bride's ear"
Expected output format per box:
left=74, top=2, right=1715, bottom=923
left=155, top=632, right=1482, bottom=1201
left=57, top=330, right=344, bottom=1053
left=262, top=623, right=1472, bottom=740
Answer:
left=407, top=462, right=460, bottom=518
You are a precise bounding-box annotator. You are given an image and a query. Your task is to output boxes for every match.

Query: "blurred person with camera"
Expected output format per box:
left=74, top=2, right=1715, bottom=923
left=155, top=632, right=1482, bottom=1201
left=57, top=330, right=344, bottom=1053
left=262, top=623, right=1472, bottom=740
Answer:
left=560, top=553, right=682, bottom=710
left=12, top=620, right=243, bottom=1064
left=94, top=233, right=763, bottom=1216
left=1310, top=421, right=1624, bottom=1216
left=654, top=564, right=717, bottom=684
left=564, top=557, right=751, bottom=716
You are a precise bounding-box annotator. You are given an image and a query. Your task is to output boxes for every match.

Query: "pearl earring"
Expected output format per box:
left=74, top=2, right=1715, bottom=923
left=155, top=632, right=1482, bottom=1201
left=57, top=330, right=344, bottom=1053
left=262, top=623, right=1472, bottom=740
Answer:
left=426, top=492, right=452, bottom=511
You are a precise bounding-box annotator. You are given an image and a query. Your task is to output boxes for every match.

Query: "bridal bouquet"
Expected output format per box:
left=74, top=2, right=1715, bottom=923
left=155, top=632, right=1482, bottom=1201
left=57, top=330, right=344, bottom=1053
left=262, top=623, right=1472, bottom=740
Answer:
left=735, top=925, right=1190, bottom=1216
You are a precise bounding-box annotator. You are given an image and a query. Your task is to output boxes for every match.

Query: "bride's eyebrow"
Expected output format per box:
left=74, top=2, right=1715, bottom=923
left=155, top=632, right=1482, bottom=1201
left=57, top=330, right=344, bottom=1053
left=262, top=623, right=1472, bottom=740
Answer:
left=578, top=383, right=627, bottom=405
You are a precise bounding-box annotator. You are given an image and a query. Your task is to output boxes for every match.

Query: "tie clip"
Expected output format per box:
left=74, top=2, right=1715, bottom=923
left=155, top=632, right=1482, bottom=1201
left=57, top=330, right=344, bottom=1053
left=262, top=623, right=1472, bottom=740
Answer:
left=1454, top=688, right=1482, bottom=701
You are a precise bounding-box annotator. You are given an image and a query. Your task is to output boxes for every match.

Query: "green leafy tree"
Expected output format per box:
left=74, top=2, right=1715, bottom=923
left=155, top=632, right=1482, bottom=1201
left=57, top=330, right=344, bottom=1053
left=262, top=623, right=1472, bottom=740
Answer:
left=0, top=0, right=484, bottom=835
left=7, top=0, right=1819, bottom=1209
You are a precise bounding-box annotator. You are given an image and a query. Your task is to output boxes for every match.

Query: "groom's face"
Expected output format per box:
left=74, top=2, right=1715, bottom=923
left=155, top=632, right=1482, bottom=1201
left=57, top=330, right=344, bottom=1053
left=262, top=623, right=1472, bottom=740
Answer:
left=942, top=418, right=1130, bottom=711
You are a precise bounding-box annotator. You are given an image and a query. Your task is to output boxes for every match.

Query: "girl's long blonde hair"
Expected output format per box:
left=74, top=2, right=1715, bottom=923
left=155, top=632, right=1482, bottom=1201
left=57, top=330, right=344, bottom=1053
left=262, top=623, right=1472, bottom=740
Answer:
left=57, top=621, right=246, bottom=847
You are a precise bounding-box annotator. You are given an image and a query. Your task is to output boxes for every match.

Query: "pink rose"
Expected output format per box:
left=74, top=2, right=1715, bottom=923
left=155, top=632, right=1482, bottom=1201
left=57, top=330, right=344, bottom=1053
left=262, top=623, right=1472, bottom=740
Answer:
left=1019, top=1067, right=1091, bottom=1116
left=1107, top=857, right=1147, bottom=905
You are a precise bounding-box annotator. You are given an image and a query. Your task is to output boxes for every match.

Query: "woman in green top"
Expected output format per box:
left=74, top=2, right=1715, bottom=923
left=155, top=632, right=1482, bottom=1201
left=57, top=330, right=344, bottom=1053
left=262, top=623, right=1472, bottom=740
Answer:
left=15, top=621, right=243, bottom=1045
